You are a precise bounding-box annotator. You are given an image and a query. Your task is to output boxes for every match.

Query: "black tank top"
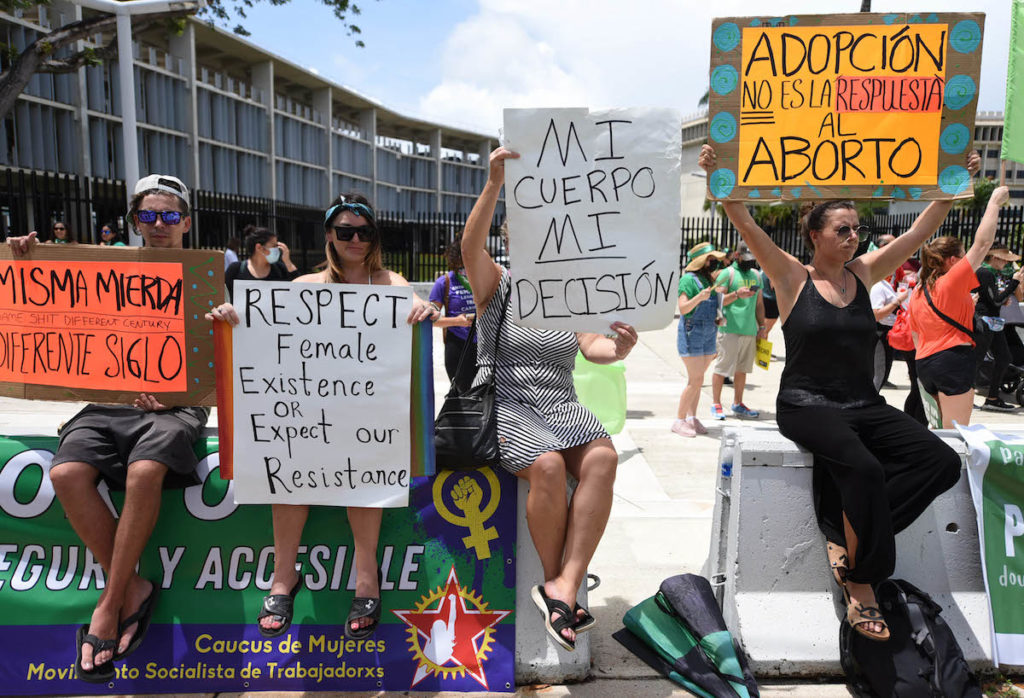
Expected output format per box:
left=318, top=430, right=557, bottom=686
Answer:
left=778, top=271, right=883, bottom=409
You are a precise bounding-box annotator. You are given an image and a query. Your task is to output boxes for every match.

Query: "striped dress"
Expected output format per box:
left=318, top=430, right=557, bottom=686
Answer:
left=473, top=270, right=608, bottom=473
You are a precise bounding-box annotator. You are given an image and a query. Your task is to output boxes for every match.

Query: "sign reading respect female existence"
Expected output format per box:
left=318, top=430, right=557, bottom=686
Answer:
left=0, top=436, right=516, bottom=694
left=957, top=425, right=1024, bottom=666
left=230, top=282, right=413, bottom=507
left=707, top=12, right=985, bottom=201
left=502, top=108, right=682, bottom=332
left=0, top=246, right=222, bottom=405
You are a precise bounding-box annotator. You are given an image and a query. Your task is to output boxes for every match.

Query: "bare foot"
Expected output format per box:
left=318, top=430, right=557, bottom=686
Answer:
left=542, top=578, right=577, bottom=645
left=349, top=567, right=381, bottom=633
left=117, top=576, right=155, bottom=655
left=81, top=602, right=118, bottom=671
left=259, top=567, right=301, bottom=633
left=846, top=580, right=887, bottom=636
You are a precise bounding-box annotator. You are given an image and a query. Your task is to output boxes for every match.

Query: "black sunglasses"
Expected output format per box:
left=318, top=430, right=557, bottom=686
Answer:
left=836, top=225, right=870, bottom=238
left=137, top=210, right=183, bottom=225
left=333, top=225, right=376, bottom=242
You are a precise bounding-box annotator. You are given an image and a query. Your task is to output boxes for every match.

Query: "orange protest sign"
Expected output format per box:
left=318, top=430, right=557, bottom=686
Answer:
left=0, top=246, right=222, bottom=406
left=708, top=13, right=985, bottom=202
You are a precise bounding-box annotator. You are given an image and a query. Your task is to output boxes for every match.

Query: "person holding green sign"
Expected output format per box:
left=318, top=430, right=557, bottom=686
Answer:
left=700, top=144, right=978, bottom=643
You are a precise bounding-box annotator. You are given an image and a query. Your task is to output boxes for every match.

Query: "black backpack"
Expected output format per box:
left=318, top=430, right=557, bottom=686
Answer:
left=840, top=579, right=982, bottom=698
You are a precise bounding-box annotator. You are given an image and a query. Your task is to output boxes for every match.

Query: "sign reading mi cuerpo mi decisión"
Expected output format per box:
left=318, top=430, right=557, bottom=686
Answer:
left=0, top=246, right=221, bottom=405
left=502, top=107, right=682, bottom=333
left=707, top=12, right=985, bottom=201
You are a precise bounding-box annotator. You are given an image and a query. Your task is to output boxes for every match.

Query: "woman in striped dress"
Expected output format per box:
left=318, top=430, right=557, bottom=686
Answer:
left=462, top=146, right=639, bottom=652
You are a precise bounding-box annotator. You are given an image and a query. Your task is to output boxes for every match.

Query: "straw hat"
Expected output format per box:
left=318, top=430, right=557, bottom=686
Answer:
left=685, top=241, right=728, bottom=272
left=988, top=246, right=1021, bottom=262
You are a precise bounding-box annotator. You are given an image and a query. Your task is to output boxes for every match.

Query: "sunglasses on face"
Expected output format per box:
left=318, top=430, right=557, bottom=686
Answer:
left=836, top=225, right=870, bottom=239
left=136, top=210, right=183, bottom=225
left=333, top=225, right=376, bottom=242
left=54, top=226, right=66, bottom=231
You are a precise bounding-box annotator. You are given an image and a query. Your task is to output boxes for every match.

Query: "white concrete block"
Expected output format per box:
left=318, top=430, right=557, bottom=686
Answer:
left=709, top=427, right=1023, bottom=677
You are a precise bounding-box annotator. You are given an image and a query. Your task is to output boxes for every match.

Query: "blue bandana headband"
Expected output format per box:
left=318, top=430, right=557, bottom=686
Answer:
left=324, top=200, right=376, bottom=226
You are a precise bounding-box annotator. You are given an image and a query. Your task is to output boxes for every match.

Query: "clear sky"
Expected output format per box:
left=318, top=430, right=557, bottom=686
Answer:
left=231, top=0, right=1013, bottom=137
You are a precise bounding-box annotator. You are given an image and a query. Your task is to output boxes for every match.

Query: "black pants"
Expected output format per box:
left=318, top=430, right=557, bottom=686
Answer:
left=444, top=334, right=477, bottom=394
left=903, top=356, right=926, bottom=425
left=874, top=323, right=894, bottom=387
left=975, top=324, right=1011, bottom=399
left=777, top=401, right=961, bottom=584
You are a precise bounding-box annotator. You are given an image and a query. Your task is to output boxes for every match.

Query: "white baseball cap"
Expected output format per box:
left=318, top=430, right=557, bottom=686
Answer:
left=133, top=174, right=190, bottom=209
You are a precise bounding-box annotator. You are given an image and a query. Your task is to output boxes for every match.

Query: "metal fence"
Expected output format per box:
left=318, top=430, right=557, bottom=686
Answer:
left=4, top=168, right=1024, bottom=281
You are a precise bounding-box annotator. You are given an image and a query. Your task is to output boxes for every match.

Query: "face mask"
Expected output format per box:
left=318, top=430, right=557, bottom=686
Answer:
left=738, top=259, right=757, bottom=272
left=264, top=246, right=282, bottom=264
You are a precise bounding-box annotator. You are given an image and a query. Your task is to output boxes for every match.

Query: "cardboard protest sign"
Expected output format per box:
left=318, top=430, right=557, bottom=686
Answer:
left=503, top=108, right=682, bottom=332
left=231, top=281, right=413, bottom=507
left=707, top=13, right=985, bottom=202
left=0, top=245, right=222, bottom=406
left=957, top=425, right=1024, bottom=666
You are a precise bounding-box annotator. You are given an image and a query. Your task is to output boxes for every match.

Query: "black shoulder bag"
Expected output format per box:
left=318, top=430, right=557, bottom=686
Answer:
left=922, top=283, right=976, bottom=338
left=433, top=282, right=509, bottom=471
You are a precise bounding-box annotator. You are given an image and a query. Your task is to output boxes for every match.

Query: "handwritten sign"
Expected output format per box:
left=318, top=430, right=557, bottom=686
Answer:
left=707, top=13, right=985, bottom=201
left=231, top=281, right=413, bottom=507
left=0, top=246, right=221, bottom=405
left=503, top=107, right=682, bottom=332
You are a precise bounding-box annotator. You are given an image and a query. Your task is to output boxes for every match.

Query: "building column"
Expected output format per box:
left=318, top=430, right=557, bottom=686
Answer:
left=313, top=86, right=332, bottom=203
left=431, top=128, right=442, bottom=214
left=359, top=107, right=377, bottom=202
left=251, top=61, right=275, bottom=201
left=169, top=23, right=198, bottom=246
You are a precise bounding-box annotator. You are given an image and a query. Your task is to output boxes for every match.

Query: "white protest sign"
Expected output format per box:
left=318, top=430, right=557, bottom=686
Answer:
left=503, top=107, right=682, bottom=332
left=231, top=281, right=412, bottom=507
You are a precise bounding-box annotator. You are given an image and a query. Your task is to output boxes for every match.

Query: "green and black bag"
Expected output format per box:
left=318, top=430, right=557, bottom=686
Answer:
left=614, top=574, right=759, bottom=698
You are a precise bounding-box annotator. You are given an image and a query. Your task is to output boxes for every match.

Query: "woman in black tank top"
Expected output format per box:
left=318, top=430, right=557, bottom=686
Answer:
left=700, top=145, right=979, bottom=642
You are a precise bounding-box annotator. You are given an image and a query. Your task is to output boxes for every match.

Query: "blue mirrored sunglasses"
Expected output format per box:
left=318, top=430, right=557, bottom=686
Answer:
left=137, top=210, right=183, bottom=225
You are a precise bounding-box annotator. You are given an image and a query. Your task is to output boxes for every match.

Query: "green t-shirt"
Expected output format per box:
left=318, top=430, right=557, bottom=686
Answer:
left=714, top=264, right=760, bottom=336
left=677, top=272, right=717, bottom=319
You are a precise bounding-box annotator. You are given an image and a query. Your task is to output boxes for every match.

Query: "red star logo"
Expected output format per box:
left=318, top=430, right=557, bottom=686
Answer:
left=393, top=566, right=510, bottom=689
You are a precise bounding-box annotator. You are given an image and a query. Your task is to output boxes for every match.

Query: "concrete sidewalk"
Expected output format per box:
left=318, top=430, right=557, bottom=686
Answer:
left=7, top=319, right=1023, bottom=697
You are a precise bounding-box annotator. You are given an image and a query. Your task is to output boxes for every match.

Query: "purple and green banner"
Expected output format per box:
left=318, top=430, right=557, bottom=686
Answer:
left=0, top=436, right=515, bottom=694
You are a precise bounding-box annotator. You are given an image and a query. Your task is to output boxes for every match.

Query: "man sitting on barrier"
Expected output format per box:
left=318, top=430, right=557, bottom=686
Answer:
left=7, top=175, right=209, bottom=683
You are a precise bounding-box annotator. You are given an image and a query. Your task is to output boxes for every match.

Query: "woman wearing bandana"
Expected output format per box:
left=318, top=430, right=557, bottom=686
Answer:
left=209, top=194, right=439, bottom=642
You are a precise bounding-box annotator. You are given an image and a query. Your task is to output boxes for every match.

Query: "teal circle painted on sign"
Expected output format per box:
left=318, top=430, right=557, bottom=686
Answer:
left=938, top=166, right=971, bottom=195
left=950, top=20, right=982, bottom=53
left=944, top=75, right=976, bottom=110
left=709, top=169, right=736, bottom=198
left=709, top=113, right=737, bottom=143
left=713, top=22, right=741, bottom=52
left=711, top=65, right=739, bottom=95
left=940, top=123, right=970, bottom=154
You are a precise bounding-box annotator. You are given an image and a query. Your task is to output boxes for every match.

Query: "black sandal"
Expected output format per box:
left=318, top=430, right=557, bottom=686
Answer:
left=572, top=603, right=597, bottom=633
left=76, top=624, right=116, bottom=683
left=531, top=585, right=576, bottom=651
left=113, top=581, right=160, bottom=661
left=257, top=575, right=303, bottom=638
left=345, top=568, right=384, bottom=640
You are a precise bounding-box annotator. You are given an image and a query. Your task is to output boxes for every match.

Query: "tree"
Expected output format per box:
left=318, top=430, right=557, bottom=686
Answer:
left=0, top=0, right=368, bottom=121
left=956, top=177, right=997, bottom=214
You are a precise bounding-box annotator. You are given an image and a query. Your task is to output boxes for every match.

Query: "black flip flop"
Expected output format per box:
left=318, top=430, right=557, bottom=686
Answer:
left=345, top=568, right=384, bottom=640
left=75, top=624, right=116, bottom=683
left=113, top=581, right=160, bottom=661
left=531, top=585, right=576, bottom=651
left=257, top=575, right=303, bottom=638
left=572, top=603, right=597, bottom=633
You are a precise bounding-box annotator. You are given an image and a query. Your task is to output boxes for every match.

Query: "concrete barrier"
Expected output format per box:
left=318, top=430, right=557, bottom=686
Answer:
left=706, top=426, right=1021, bottom=677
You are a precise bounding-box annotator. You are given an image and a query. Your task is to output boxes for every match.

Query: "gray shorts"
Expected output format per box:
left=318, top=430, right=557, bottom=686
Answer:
left=52, top=405, right=209, bottom=490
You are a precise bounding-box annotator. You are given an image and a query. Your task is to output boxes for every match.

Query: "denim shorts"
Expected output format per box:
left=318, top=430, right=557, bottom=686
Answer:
left=678, top=314, right=718, bottom=357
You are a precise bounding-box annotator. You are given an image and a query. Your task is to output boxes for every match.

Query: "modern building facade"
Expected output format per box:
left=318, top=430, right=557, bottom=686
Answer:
left=0, top=1, right=499, bottom=219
